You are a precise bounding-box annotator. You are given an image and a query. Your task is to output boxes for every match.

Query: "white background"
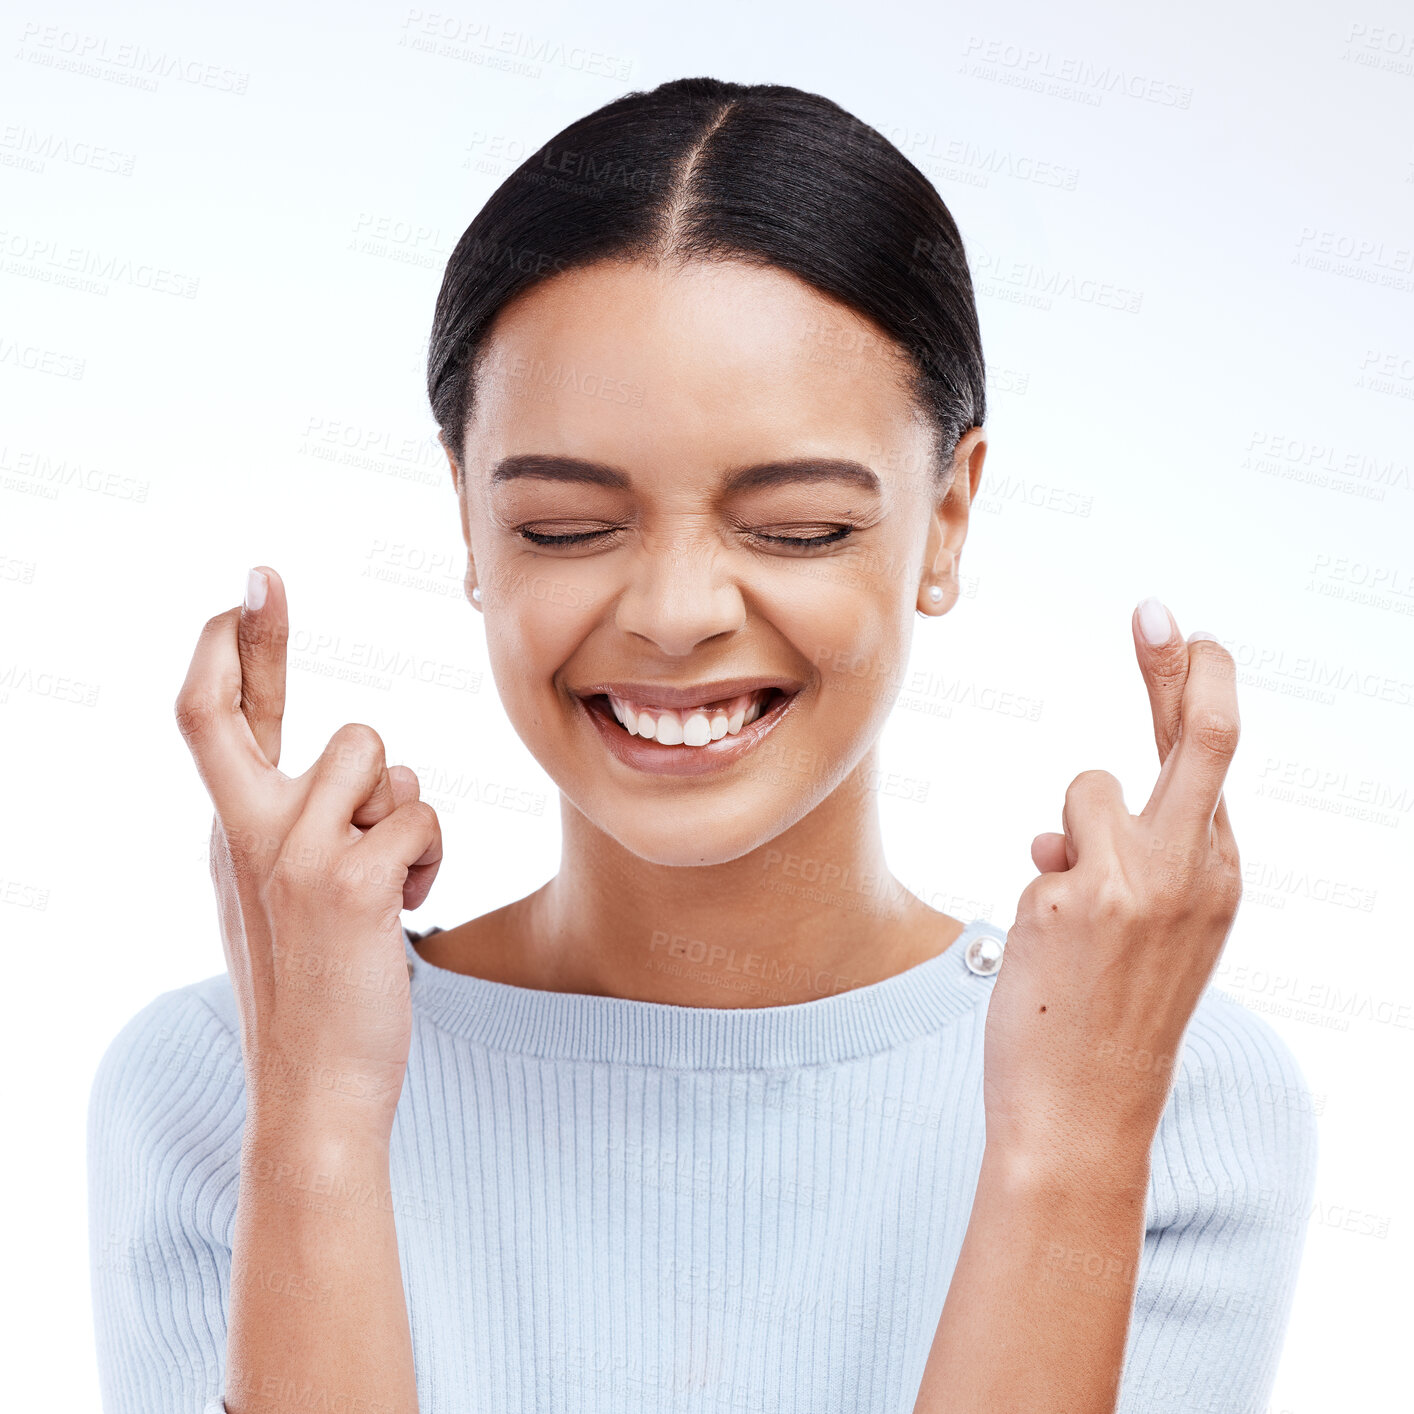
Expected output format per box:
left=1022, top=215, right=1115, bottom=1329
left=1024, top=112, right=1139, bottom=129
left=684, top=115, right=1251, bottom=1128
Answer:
left=3, top=1, right=1411, bottom=1408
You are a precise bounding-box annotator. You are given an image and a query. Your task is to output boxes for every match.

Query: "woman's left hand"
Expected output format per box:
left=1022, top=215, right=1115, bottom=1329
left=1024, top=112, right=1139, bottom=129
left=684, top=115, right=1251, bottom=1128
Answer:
left=912, top=601, right=1245, bottom=1414
left=982, top=602, right=1243, bottom=1171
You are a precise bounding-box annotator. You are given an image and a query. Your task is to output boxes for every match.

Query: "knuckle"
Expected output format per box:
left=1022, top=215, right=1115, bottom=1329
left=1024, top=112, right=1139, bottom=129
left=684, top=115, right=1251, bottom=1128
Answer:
left=1017, top=873, right=1070, bottom=921
left=1068, top=768, right=1117, bottom=792
left=1222, top=838, right=1242, bottom=879
left=322, top=722, right=386, bottom=782
left=238, top=614, right=286, bottom=657
left=1209, top=860, right=1244, bottom=913
left=330, top=721, right=386, bottom=767
left=1149, top=651, right=1189, bottom=687
left=1064, top=768, right=1119, bottom=810
left=1186, top=709, right=1240, bottom=757
left=1091, top=871, right=1138, bottom=923
left=174, top=691, right=219, bottom=741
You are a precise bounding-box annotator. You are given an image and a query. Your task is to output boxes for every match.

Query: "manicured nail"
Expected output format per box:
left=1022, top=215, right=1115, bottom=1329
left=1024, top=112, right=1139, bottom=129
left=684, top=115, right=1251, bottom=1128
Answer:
left=244, top=568, right=267, bottom=612
left=1137, top=596, right=1173, bottom=646
left=1187, top=629, right=1217, bottom=643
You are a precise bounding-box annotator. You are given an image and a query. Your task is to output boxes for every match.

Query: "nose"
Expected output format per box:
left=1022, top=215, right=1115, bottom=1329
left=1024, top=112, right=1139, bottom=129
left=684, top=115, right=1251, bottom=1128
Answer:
left=613, top=535, right=747, bottom=656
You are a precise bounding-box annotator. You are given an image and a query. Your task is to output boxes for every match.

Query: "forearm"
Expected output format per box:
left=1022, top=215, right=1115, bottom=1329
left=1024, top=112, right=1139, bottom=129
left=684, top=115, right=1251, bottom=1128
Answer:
left=225, top=1102, right=417, bottom=1414
left=913, top=1141, right=1152, bottom=1414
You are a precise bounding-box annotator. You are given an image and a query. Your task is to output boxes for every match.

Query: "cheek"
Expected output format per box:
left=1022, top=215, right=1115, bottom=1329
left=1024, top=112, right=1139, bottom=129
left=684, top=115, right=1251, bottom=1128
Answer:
left=482, top=583, right=590, bottom=712
left=771, top=581, right=912, bottom=729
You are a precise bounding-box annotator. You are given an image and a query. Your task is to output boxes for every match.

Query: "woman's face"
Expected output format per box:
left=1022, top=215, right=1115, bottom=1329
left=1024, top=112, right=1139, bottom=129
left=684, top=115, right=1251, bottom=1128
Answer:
left=449, top=257, right=983, bottom=866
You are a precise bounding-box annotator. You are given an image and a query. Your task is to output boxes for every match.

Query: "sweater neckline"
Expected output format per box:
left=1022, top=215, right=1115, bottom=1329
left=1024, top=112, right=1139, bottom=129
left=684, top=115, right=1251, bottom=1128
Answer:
left=401, top=915, right=1004, bottom=1069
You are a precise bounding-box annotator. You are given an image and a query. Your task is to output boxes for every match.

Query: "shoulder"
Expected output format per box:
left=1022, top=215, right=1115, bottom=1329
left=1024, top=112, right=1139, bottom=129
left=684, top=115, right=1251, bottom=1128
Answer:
left=88, top=976, right=246, bottom=1388
left=1149, top=984, right=1320, bottom=1230
left=92, top=971, right=241, bottom=1089
left=1120, top=993, right=1321, bottom=1414
left=89, top=971, right=246, bottom=1176
left=1182, top=982, right=1318, bottom=1095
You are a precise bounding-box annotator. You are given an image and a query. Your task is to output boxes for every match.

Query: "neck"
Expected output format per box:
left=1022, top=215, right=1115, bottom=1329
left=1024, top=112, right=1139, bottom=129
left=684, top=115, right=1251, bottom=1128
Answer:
left=504, top=750, right=961, bottom=1007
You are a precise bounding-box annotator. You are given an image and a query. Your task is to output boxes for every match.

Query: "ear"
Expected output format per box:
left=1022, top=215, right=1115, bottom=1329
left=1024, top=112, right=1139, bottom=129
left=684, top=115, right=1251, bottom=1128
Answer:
left=917, top=427, right=986, bottom=617
left=438, top=431, right=480, bottom=609
left=437, top=430, right=462, bottom=493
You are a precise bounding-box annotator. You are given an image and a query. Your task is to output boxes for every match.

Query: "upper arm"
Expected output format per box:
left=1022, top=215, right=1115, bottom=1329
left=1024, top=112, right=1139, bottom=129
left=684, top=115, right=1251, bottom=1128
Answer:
left=1118, top=990, right=1320, bottom=1414
left=87, top=984, right=246, bottom=1414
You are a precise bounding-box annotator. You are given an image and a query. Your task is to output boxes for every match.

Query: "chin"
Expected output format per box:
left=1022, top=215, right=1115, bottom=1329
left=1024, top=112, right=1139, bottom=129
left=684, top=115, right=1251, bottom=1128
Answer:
left=595, top=806, right=807, bottom=869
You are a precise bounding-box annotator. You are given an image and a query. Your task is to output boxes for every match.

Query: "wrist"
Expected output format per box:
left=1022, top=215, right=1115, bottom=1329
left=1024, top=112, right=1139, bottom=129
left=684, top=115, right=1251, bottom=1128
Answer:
left=981, top=1131, right=1154, bottom=1198
left=237, top=1119, right=397, bottom=1236
left=245, top=1045, right=402, bottom=1137
left=245, top=1086, right=395, bottom=1158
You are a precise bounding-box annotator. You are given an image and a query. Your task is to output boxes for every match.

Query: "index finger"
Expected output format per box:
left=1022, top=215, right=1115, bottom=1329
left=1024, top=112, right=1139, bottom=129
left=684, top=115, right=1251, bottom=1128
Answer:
left=1133, top=600, right=1236, bottom=854
left=174, top=604, right=277, bottom=821
left=1140, top=636, right=1240, bottom=848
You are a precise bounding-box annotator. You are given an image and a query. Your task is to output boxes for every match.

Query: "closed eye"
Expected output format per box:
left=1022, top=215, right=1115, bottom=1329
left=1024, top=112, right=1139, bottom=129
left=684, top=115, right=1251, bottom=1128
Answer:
left=518, top=528, right=616, bottom=547
left=751, top=526, right=856, bottom=550
left=516, top=524, right=860, bottom=551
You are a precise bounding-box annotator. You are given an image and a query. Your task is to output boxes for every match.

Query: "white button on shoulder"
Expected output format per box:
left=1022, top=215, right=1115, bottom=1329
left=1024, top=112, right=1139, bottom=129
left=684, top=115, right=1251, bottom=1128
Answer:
left=964, top=932, right=1005, bottom=977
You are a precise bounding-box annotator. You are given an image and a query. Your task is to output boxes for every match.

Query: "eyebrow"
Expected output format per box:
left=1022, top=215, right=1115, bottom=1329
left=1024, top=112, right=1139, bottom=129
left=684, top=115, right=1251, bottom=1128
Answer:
left=488, top=453, right=882, bottom=495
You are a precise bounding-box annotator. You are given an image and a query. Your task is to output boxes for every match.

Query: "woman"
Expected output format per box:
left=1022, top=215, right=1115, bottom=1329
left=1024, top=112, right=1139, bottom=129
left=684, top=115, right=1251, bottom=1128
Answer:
left=89, top=77, right=1316, bottom=1413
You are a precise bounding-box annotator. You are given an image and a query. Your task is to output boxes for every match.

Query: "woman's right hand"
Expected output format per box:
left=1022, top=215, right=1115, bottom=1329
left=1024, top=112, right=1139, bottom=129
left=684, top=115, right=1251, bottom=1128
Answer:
left=174, top=565, right=443, bottom=1138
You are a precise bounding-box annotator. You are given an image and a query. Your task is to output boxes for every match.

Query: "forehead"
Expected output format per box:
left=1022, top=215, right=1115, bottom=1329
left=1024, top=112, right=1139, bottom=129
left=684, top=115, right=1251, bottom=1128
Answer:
left=466, top=258, right=930, bottom=483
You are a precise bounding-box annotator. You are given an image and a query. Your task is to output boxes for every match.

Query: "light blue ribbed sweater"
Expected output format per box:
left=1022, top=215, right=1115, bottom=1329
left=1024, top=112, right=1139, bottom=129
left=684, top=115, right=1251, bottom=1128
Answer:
left=87, top=916, right=1317, bottom=1413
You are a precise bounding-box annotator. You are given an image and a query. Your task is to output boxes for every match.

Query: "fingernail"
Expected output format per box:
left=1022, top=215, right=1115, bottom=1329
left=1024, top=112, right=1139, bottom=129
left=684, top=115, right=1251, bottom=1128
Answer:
left=244, top=568, right=267, bottom=613
left=1137, top=595, right=1173, bottom=645
left=1188, top=629, right=1217, bottom=643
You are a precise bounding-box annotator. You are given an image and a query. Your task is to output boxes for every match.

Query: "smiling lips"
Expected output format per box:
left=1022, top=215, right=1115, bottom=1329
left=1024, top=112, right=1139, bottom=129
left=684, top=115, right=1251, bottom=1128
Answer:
left=604, top=689, right=775, bottom=746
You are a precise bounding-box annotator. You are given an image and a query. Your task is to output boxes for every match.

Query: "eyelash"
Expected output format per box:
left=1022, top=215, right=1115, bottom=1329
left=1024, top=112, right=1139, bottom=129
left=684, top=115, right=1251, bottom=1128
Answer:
left=518, top=526, right=858, bottom=551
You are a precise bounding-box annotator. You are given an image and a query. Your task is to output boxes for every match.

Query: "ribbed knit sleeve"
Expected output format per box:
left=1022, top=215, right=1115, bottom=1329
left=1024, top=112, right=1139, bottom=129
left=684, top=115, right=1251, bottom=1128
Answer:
left=86, top=923, right=1317, bottom=1413
left=87, top=984, right=244, bottom=1414
left=1118, top=990, right=1320, bottom=1414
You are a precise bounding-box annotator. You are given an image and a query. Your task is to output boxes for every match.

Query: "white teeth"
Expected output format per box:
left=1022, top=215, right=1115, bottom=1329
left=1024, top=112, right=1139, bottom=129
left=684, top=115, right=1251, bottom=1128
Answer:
left=604, top=690, right=781, bottom=747
left=683, top=711, right=712, bottom=747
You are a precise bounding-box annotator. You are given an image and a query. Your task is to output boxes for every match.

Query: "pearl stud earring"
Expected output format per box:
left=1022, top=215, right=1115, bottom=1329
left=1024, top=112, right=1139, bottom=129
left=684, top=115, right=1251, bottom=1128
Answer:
left=928, top=585, right=943, bottom=603
left=471, top=585, right=481, bottom=603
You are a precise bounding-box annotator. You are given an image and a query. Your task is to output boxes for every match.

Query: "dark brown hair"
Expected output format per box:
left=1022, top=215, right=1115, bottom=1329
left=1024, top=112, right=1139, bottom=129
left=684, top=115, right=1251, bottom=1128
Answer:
left=427, top=76, right=986, bottom=486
